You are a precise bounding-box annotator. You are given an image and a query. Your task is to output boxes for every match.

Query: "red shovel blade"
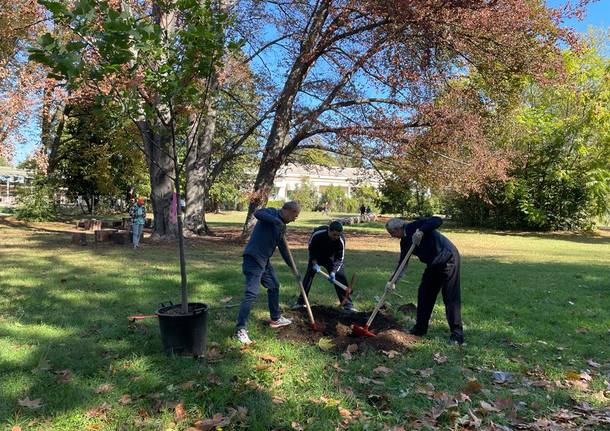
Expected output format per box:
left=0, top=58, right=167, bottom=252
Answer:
left=351, top=324, right=375, bottom=337
left=310, top=322, right=323, bottom=332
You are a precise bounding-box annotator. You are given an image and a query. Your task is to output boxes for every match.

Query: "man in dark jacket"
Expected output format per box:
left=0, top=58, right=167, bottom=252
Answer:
left=292, top=221, right=356, bottom=312
left=385, top=217, right=464, bottom=344
left=235, top=201, right=300, bottom=345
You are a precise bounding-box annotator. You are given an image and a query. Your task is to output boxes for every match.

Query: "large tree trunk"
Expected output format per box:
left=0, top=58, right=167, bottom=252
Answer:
left=41, top=82, right=68, bottom=174
left=241, top=1, right=331, bottom=238
left=184, top=92, right=217, bottom=236
left=137, top=119, right=176, bottom=239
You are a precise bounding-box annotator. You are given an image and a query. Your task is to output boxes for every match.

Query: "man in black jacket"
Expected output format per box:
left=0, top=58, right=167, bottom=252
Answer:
left=385, top=217, right=464, bottom=344
left=292, top=221, right=356, bottom=312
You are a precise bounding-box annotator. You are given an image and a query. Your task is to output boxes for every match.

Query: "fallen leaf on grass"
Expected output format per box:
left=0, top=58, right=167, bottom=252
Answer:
left=433, top=353, right=448, bottom=364
left=206, top=346, right=222, bottom=362
left=356, top=376, right=383, bottom=385
left=318, top=337, right=334, bottom=351
left=575, top=327, right=589, bottom=334
left=415, top=383, right=436, bottom=396
left=382, top=350, right=399, bottom=358
left=219, top=296, right=232, bottom=304
left=586, top=359, right=601, bottom=368
left=18, top=398, right=43, bottom=409
left=258, top=354, right=278, bottom=363
left=174, top=402, right=187, bottom=422
left=86, top=402, right=112, bottom=419
left=492, top=371, right=510, bottom=384
left=207, top=372, right=221, bottom=385
left=193, top=413, right=230, bottom=431
left=118, top=395, right=132, bottom=405
left=55, top=369, right=73, bottom=383
left=94, top=383, right=113, bottom=394
left=11, top=427, right=22, bottom=431
left=419, top=368, right=434, bottom=378
left=271, top=396, right=285, bottom=404
left=342, top=351, right=353, bottom=361
left=180, top=380, right=195, bottom=390
left=372, top=366, right=392, bottom=375
left=338, top=406, right=351, bottom=418
left=479, top=400, right=500, bottom=413
left=464, top=379, right=483, bottom=394
left=331, top=362, right=347, bottom=373
left=493, top=397, right=513, bottom=411
left=291, top=421, right=304, bottom=431
left=346, top=344, right=358, bottom=353
left=255, top=364, right=271, bottom=371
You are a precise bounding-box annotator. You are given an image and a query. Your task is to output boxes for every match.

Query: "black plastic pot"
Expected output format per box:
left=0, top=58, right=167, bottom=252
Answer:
left=157, top=302, right=208, bottom=357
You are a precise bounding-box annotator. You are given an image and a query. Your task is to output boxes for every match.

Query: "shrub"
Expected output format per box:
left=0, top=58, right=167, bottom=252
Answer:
left=15, top=181, right=58, bottom=221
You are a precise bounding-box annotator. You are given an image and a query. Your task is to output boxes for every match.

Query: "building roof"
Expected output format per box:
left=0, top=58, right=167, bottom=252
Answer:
left=277, top=163, right=382, bottom=184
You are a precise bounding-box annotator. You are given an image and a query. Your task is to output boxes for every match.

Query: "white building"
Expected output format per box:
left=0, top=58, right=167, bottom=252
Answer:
left=271, top=164, right=382, bottom=201
left=0, top=166, right=33, bottom=206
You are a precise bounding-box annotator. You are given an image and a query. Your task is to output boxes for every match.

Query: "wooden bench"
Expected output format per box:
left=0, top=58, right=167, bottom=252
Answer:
left=95, top=229, right=118, bottom=243
left=71, top=231, right=95, bottom=245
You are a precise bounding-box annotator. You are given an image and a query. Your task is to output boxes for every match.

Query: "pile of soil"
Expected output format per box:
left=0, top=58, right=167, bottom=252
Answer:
left=276, top=305, right=419, bottom=352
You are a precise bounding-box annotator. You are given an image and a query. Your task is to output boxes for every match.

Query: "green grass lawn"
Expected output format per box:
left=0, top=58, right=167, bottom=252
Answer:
left=1, top=215, right=609, bottom=430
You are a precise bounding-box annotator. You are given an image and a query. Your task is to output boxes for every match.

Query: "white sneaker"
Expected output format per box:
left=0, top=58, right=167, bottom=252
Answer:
left=269, top=315, right=292, bottom=329
left=235, top=328, right=252, bottom=345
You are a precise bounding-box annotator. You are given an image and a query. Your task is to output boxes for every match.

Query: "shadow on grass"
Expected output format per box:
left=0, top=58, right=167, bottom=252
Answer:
left=1, top=221, right=609, bottom=428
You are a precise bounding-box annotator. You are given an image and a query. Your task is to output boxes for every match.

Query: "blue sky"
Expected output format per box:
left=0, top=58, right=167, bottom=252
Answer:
left=11, top=0, right=610, bottom=163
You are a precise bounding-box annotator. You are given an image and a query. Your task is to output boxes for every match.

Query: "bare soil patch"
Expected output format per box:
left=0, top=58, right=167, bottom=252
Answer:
left=276, top=305, right=420, bottom=352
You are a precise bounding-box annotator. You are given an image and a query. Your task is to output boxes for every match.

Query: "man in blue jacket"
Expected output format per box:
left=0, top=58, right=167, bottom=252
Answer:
left=291, top=221, right=356, bottom=312
left=235, top=201, right=301, bottom=345
left=385, top=217, right=464, bottom=345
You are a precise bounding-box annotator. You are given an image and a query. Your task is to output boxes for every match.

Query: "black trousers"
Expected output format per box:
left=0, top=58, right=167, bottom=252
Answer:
left=298, top=259, right=352, bottom=306
left=413, top=252, right=463, bottom=338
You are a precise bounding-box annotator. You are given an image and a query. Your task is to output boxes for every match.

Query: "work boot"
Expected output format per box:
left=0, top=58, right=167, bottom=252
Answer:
left=269, top=315, right=292, bottom=329
left=342, top=304, right=358, bottom=313
left=449, top=332, right=464, bottom=345
left=408, top=326, right=427, bottom=337
left=235, top=328, right=252, bottom=345
left=290, top=301, right=306, bottom=310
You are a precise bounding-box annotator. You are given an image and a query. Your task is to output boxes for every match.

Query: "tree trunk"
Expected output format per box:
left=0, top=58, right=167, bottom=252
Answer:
left=137, top=120, right=176, bottom=239
left=184, top=93, right=217, bottom=236
left=242, top=132, right=288, bottom=237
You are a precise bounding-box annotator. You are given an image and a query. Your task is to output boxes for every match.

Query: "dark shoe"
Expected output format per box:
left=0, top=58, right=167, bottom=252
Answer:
left=342, top=304, right=358, bottom=313
left=449, top=333, right=464, bottom=345
left=290, top=301, right=306, bottom=311
left=408, top=326, right=427, bottom=336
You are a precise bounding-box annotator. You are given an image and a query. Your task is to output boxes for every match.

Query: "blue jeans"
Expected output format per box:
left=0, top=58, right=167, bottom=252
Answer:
left=236, top=255, right=280, bottom=330
left=132, top=223, right=143, bottom=247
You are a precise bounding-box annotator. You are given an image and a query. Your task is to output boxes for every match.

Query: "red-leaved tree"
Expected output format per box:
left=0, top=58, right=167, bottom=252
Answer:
left=238, top=0, right=586, bottom=236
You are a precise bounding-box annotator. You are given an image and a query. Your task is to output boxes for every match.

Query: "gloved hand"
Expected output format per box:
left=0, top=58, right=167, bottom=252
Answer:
left=385, top=282, right=396, bottom=291
left=412, top=229, right=424, bottom=246
left=312, top=263, right=321, bottom=273
left=328, top=272, right=336, bottom=284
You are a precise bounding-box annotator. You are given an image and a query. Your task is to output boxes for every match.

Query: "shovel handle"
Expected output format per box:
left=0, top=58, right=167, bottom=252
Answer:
left=283, top=238, right=317, bottom=327
left=365, top=241, right=417, bottom=328
left=317, top=268, right=350, bottom=292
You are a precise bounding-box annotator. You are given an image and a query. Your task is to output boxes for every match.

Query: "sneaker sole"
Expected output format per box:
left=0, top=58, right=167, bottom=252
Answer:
left=269, top=322, right=292, bottom=329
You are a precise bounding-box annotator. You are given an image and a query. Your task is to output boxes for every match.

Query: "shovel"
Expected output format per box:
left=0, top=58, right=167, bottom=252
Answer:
left=283, top=237, right=322, bottom=331
left=351, top=241, right=417, bottom=337
left=316, top=268, right=354, bottom=306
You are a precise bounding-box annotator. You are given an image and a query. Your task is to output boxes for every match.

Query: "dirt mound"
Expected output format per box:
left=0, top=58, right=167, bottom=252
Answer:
left=276, top=305, right=419, bottom=352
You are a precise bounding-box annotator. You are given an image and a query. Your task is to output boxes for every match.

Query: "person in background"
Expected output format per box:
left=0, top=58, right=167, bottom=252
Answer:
left=129, top=197, right=146, bottom=249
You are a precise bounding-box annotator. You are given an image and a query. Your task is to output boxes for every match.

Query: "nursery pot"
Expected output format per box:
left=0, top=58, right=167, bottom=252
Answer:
left=157, top=302, right=208, bottom=357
